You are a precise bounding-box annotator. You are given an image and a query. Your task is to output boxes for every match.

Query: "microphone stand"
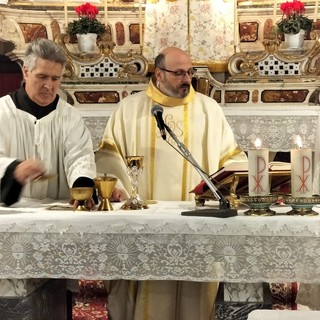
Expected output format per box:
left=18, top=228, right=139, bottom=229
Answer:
left=164, top=124, right=237, bottom=218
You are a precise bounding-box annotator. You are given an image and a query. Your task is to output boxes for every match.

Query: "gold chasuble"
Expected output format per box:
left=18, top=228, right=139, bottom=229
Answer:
left=96, top=80, right=245, bottom=201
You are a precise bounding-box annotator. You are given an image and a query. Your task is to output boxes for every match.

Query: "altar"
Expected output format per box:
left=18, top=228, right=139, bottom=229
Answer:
left=1, top=198, right=320, bottom=318
left=1, top=198, right=320, bottom=283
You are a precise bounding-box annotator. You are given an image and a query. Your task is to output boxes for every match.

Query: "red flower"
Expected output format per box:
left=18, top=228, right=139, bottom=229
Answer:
left=75, top=2, right=99, bottom=20
left=280, top=0, right=305, bottom=18
left=277, top=0, right=312, bottom=34
left=67, top=1, right=105, bottom=35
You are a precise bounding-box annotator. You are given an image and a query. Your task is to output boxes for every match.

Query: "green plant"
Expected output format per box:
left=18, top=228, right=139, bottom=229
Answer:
left=277, top=0, right=313, bottom=34
left=67, top=2, right=105, bottom=36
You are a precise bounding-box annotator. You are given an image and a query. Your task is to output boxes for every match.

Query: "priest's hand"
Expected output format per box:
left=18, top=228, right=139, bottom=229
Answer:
left=14, top=159, right=46, bottom=185
left=110, top=187, right=127, bottom=202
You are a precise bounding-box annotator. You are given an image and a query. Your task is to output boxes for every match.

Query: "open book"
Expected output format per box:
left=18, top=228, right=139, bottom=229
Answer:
left=268, top=161, right=291, bottom=171
left=192, top=161, right=291, bottom=196
left=208, top=160, right=291, bottom=174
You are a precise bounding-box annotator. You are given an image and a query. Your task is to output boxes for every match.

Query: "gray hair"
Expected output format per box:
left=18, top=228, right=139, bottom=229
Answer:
left=24, top=38, right=67, bottom=71
left=154, top=53, right=165, bottom=69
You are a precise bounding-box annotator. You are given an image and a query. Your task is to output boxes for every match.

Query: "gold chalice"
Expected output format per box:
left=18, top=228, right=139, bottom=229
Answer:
left=70, top=187, right=93, bottom=211
left=94, top=175, right=118, bottom=211
left=121, top=156, right=149, bottom=210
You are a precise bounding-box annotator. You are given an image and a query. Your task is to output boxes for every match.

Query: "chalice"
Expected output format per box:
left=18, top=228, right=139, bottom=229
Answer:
left=70, top=187, right=93, bottom=211
left=121, top=156, right=149, bottom=210
left=94, top=174, right=118, bottom=211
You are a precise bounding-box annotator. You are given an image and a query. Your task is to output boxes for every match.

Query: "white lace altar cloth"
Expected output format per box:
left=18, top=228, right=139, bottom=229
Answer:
left=1, top=198, right=320, bottom=283
left=247, top=310, right=320, bottom=320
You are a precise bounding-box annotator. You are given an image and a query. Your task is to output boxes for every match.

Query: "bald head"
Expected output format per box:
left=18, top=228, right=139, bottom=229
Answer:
left=155, top=47, right=192, bottom=71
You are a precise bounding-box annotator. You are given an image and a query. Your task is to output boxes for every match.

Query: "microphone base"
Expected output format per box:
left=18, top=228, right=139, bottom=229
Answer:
left=181, top=208, right=238, bottom=218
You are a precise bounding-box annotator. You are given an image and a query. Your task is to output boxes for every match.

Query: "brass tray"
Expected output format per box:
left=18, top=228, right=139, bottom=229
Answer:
left=239, top=195, right=279, bottom=216
left=282, top=195, right=320, bottom=216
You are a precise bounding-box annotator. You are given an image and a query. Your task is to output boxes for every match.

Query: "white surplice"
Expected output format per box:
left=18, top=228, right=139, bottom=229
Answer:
left=0, top=95, right=96, bottom=200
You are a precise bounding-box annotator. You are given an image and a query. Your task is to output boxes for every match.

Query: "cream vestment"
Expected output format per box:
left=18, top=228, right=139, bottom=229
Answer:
left=96, top=81, right=247, bottom=320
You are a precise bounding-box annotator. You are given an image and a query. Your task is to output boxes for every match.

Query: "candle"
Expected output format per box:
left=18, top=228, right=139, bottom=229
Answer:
left=139, top=0, right=143, bottom=47
left=64, top=0, right=68, bottom=28
left=104, top=0, right=108, bottom=27
left=234, top=0, right=238, bottom=50
left=273, top=0, right=277, bottom=24
left=291, top=136, right=313, bottom=197
left=314, top=0, right=319, bottom=22
left=248, top=138, right=269, bottom=196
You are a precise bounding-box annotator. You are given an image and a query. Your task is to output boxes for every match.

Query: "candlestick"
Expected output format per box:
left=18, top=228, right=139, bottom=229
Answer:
left=314, top=0, right=319, bottom=22
left=248, top=139, right=269, bottom=196
left=291, top=146, right=313, bottom=198
left=104, top=0, right=108, bottom=27
left=273, top=0, right=277, bottom=24
left=139, top=0, right=143, bottom=48
left=64, top=0, right=68, bottom=29
left=234, top=0, right=238, bottom=50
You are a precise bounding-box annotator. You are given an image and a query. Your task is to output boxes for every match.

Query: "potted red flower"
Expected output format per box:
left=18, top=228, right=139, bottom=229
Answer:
left=67, top=2, right=105, bottom=53
left=276, top=0, right=312, bottom=48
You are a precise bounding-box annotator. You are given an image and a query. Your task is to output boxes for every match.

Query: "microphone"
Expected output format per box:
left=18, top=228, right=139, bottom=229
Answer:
left=163, top=123, right=237, bottom=218
left=151, top=105, right=167, bottom=140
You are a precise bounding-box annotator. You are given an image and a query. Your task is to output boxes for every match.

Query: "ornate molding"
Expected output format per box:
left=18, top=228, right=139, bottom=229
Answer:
left=228, top=28, right=320, bottom=81
left=55, top=33, right=149, bottom=82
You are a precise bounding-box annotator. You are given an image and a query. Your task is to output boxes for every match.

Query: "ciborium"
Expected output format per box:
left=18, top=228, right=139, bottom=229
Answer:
left=121, top=156, right=149, bottom=210
left=70, top=187, right=93, bottom=211
left=94, top=174, right=118, bottom=211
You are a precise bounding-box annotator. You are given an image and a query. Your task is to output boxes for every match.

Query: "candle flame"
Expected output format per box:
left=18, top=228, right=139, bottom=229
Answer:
left=255, top=138, right=262, bottom=149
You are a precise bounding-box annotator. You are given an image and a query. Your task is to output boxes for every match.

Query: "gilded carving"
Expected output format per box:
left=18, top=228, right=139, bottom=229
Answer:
left=55, top=32, right=148, bottom=81
left=228, top=27, right=320, bottom=81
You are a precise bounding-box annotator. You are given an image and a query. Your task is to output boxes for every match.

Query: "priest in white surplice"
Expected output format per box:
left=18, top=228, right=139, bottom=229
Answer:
left=0, top=38, right=96, bottom=207
left=96, top=47, right=247, bottom=320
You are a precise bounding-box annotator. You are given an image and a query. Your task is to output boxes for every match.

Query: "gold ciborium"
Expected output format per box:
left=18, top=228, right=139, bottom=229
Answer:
left=70, top=187, right=93, bottom=211
left=94, top=175, right=118, bottom=211
left=121, top=156, right=149, bottom=210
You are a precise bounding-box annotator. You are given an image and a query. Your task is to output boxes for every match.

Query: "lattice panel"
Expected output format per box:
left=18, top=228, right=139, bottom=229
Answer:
left=79, top=58, right=120, bottom=78
left=256, top=55, right=301, bottom=76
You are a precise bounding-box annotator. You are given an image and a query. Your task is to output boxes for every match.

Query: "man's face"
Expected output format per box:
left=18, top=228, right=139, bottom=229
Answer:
left=23, top=58, right=63, bottom=106
left=156, top=52, right=193, bottom=98
left=160, top=71, right=192, bottom=98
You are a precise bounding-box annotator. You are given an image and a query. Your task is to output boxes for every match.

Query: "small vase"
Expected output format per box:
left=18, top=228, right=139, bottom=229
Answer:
left=284, top=30, right=305, bottom=49
left=76, top=33, right=97, bottom=54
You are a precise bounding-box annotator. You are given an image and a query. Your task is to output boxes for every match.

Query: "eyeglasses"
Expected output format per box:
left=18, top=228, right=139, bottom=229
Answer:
left=159, top=67, right=196, bottom=78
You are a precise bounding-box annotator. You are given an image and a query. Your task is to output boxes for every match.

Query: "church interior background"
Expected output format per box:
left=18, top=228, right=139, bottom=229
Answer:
left=0, top=0, right=320, bottom=156
left=1, top=0, right=320, bottom=319
left=1, top=0, right=320, bottom=155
